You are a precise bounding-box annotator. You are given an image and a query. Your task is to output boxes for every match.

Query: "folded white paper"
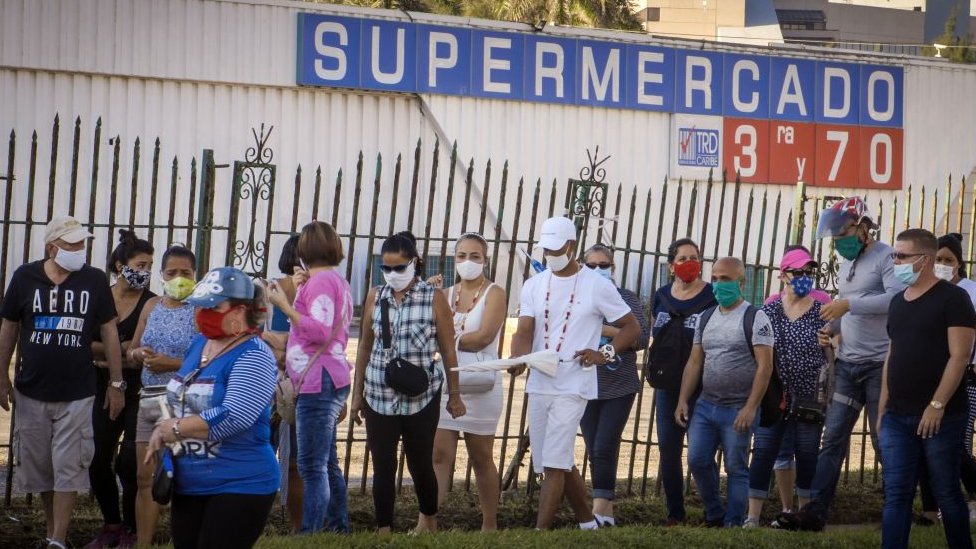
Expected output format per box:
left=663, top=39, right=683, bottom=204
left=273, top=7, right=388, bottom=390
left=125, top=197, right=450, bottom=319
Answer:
left=451, top=350, right=560, bottom=377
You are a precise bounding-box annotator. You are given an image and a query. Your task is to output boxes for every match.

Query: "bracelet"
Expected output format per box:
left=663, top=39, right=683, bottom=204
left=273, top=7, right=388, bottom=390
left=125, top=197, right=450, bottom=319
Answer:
left=171, top=420, right=183, bottom=441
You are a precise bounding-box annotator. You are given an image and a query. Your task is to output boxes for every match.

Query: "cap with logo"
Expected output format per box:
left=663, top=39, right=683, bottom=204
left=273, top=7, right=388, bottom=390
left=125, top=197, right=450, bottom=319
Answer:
left=815, top=196, right=878, bottom=239
left=535, top=216, right=578, bottom=251
left=185, top=267, right=255, bottom=309
left=44, top=215, right=94, bottom=244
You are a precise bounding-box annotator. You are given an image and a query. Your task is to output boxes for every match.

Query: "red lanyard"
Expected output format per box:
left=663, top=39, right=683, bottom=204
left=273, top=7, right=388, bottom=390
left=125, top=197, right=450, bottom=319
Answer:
left=543, top=272, right=579, bottom=354
left=452, top=282, right=486, bottom=333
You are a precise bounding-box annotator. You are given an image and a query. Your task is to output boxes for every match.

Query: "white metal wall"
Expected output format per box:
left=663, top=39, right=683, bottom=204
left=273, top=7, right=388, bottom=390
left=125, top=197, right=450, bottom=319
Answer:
left=1, top=0, right=975, bottom=297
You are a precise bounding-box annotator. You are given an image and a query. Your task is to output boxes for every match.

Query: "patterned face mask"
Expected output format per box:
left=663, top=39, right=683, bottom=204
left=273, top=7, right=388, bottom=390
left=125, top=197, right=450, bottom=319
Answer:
left=121, top=265, right=151, bottom=290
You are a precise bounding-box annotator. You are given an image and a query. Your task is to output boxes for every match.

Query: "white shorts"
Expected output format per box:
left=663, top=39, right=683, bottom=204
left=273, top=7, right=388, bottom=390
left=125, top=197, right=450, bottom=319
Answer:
left=527, top=393, right=587, bottom=475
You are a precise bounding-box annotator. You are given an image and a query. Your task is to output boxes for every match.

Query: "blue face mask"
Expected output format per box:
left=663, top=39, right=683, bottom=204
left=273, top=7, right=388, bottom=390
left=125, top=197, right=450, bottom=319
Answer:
left=593, top=266, right=613, bottom=282
left=790, top=275, right=814, bottom=298
left=893, top=260, right=922, bottom=286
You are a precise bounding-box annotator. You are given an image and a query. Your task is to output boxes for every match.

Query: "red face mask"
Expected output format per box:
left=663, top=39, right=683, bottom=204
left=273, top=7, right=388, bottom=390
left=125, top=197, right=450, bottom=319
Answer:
left=673, top=260, right=702, bottom=283
left=195, top=307, right=238, bottom=339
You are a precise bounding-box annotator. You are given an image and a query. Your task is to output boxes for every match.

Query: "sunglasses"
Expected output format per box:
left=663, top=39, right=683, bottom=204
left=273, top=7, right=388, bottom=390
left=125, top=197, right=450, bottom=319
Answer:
left=379, top=259, right=414, bottom=274
left=890, top=252, right=926, bottom=261
left=784, top=268, right=817, bottom=277
left=585, top=262, right=613, bottom=270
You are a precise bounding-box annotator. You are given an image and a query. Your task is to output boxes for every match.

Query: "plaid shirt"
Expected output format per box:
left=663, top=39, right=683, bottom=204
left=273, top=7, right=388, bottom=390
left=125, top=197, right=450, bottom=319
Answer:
left=365, top=281, right=444, bottom=416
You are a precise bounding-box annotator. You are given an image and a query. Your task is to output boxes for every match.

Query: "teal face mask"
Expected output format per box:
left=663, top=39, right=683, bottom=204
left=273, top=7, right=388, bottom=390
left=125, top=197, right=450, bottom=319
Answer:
left=712, top=280, right=743, bottom=308
left=834, top=234, right=864, bottom=261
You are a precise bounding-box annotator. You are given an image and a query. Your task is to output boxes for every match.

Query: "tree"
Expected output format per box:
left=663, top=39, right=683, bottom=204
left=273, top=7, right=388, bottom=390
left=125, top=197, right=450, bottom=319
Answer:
left=922, top=8, right=976, bottom=64
left=302, top=0, right=643, bottom=31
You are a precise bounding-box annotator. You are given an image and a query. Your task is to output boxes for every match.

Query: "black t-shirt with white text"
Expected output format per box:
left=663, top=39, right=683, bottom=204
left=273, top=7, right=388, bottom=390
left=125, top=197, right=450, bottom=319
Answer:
left=886, top=280, right=976, bottom=416
left=0, top=261, right=116, bottom=402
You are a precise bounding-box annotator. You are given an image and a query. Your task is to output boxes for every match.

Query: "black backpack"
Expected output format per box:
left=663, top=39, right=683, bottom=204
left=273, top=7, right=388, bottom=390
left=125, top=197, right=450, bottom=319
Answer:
left=698, top=304, right=784, bottom=428
left=645, top=291, right=715, bottom=391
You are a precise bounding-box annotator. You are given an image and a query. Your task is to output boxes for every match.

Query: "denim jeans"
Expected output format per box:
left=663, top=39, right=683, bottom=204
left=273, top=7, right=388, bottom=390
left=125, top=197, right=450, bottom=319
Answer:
left=687, top=399, right=755, bottom=526
left=748, top=417, right=823, bottom=499
left=880, top=412, right=972, bottom=549
left=807, top=359, right=883, bottom=517
left=296, top=374, right=350, bottom=534
left=325, top=425, right=350, bottom=533
left=580, top=393, right=636, bottom=500
left=655, top=389, right=695, bottom=521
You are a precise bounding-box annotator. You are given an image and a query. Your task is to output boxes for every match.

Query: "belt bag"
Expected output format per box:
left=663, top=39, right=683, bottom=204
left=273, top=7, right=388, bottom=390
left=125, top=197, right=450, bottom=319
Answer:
left=381, top=298, right=429, bottom=397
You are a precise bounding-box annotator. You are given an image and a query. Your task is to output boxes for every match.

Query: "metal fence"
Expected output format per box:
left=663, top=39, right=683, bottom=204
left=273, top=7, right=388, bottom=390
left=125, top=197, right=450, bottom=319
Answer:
left=2, top=114, right=974, bottom=504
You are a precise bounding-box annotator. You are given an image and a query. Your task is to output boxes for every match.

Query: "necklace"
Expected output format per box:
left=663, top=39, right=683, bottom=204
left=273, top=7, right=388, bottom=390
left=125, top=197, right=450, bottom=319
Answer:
left=543, top=272, right=579, bottom=354
left=200, top=333, right=251, bottom=365
left=453, top=281, right=487, bottom=333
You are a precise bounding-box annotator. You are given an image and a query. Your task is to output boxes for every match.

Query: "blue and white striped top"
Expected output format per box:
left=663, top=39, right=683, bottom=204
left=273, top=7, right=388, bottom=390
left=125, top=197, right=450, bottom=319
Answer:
left=166, top=335, right=279, bottom=495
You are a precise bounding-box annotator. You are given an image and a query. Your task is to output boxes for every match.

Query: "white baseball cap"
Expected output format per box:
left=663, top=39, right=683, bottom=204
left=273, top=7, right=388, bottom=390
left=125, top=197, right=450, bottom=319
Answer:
left=536, top=216, right=578, bottom=251
left=44, top=215, right=94, bottom=244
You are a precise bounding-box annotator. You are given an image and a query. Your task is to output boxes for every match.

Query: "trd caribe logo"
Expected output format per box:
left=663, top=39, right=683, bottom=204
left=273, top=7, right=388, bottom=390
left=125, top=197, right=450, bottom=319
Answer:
left=678, top=127, right=720, bottom=167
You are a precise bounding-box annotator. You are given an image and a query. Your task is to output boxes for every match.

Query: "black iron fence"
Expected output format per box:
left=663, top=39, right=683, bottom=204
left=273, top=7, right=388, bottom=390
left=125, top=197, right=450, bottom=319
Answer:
left=1, top=114, right=974, bottom=505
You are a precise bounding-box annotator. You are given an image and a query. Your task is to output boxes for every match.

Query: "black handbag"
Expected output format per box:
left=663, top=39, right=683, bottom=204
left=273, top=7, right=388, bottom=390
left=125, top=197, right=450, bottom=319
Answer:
left=151, top=448, right=175, bottom=505
left=380, top=298, right=429, bottom=397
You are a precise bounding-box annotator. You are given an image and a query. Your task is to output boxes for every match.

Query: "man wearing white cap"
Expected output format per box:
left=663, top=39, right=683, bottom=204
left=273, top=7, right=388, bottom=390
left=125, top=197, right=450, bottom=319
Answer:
left=0, top=215, right=124, bottom=549
left=510, top=216, right=640, bottom=530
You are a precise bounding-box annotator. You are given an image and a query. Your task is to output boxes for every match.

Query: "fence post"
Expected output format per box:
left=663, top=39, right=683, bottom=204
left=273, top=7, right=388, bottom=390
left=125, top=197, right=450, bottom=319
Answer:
left=195, top=149, right=217, bottom=274
left=791, top=180, right=807, bottom=245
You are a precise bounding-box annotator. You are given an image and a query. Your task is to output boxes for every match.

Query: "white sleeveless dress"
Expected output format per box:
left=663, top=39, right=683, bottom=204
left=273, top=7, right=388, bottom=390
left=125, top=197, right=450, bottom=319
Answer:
left=438, top=283, right=504, bottom=436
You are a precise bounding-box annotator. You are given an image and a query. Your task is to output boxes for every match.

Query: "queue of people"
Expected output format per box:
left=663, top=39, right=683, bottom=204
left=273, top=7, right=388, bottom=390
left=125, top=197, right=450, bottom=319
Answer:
left=1, top=198, right=975, bottom=548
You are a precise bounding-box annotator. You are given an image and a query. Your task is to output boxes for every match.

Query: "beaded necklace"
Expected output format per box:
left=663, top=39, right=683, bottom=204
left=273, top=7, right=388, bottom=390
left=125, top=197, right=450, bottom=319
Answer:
left=543, top=271, right=579, bottom=353
left=452, top=280, right=487, bottom=333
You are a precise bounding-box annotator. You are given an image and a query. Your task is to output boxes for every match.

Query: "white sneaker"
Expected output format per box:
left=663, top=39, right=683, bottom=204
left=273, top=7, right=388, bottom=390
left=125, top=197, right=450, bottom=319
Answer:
left=742, top=517, right=760, bottom=529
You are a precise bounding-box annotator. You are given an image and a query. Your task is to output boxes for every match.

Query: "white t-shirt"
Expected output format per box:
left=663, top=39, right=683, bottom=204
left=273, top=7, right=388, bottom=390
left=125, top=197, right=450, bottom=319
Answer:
left=519, top=267, right=632, bottom=398
left=957, top=278, right=976, bottom=307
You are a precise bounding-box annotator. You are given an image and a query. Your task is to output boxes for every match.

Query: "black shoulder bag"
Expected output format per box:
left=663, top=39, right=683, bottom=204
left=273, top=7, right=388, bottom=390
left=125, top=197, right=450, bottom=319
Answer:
left=381, top=298, right=429, bottom=397
left=645, top=292, right=712, bottom=391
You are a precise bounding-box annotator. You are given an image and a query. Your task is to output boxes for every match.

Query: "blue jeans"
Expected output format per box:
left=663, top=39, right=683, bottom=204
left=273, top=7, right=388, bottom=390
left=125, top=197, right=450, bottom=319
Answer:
left=325, top=425, right=349, bottom=533
left=748, top=417, right=823, bottom=499
left=807, top=359, right=883, bottom=517
left=687, top=399, right=755, bottom=526
left=880, top=412, right=972, bottom=549
left=296, top=375, right=350, bottom=534
left=655, top=389, right=694, bottom=521
left=580, top=393, right=636, bottom=500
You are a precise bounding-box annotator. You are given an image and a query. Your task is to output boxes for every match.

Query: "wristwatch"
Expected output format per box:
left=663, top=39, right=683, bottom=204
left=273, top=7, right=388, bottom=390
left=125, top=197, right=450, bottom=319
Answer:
left=599, top=344, right=618, bottom=363
left=110, top=379, right=127, bottom=391
left=930, top=400, right=945, bottom=410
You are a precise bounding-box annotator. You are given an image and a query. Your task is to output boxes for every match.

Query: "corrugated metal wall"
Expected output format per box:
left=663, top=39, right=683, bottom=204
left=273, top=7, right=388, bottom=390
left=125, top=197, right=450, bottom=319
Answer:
left=1, top=0, right=975, bottom=288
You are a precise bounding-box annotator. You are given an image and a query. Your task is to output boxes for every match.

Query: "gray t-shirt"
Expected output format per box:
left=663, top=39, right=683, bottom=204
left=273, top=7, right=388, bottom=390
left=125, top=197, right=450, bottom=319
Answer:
left=694, top=301, right=775, bottom=408
left=836, top=241, right=905, bottom=364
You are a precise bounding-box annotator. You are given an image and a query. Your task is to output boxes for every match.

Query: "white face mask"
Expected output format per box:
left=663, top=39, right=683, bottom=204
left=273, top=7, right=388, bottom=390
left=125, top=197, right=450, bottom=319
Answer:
left=934, top=263, right=956, bottom=281
left=546, top=252, right=571, bottom=272
left=455, top=260, right=484, bottom=281
left=383, top=260, right=416, bottom=291
left=54, top=246, right=87, bottom=272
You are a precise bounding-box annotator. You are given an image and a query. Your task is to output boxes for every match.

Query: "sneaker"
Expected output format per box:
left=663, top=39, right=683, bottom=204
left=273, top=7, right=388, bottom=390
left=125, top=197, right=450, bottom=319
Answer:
left=84, top=526, right=123, bottom=549
left=47, top=541, right=67, bottom=549
left=664, top=517, right=685, bottom=527
left=703, top=518, right=725, bottom=528
left=771, top=507, right=825, bottom=532
left=968, top=501, right=976, bottom=522
left=116, top=530, right=136, bottom=548
left=742, top=517, right=760, bottom=529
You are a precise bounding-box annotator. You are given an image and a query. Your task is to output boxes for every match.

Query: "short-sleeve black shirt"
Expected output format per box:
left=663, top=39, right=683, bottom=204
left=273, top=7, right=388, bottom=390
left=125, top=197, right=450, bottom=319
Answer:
left=886, top=280, right=976, bottom=416
left=0, top=261, right=117, bottom=402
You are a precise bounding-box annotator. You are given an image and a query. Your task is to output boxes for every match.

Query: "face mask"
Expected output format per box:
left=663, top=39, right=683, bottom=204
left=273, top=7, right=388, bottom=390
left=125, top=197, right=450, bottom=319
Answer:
left=546, top=252, right=571, bottom=272
left=593, top=266, right=613, bottom=282
left=163, top=277, right=196, bottom=301
left=53, top=246, right=87, bottom=272
left=934, top=264, right=956, bottom=281
left=712, top=280, right=743, bottom=308
left=195, top=307, right=237, bottom=339
left=455, top=260, right=485, bottom=281
left=789, top=275, right=814, bottom=298
left=834, top=234, right=864, bottom=261
left=383, top=260, right=416, bottom=292
left=120, top=265, right=151, bottom=290
left=673, top=260, right=702, bottom=283
left=894, top=259, right=922, bottom=286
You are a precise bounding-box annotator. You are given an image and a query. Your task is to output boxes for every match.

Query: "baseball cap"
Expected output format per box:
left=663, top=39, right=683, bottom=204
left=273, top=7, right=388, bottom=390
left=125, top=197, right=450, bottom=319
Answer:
left=815, top=196, right=878, bottom=239
left=780, top=248, right=817, bottom=271
left=186, top=267, right=255, bottom=309
left=44, top=215, right=94, bottom=244
left=536, top=217, right=578, bottom=251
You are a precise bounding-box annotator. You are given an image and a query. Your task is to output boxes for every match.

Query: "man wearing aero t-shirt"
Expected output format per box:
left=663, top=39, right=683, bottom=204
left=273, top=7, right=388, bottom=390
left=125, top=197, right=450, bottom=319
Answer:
left=509, top=216, right=640, bottom=530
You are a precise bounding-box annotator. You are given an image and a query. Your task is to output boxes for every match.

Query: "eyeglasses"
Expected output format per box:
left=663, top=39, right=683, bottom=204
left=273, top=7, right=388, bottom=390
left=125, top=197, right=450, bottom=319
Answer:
left=784, top=268, right=817, bottom=277
left=585, top=262, right=613, bottom=270
left=890, top=252, right=926, bottom=261
left=379, top=259, right=414, bottom=273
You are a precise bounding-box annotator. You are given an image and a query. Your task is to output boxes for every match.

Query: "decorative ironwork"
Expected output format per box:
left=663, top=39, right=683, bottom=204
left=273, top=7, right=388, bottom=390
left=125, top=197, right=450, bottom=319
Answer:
left=568, top=147, right=611, bottom=247
left=228, top=125, right=276, bottom=278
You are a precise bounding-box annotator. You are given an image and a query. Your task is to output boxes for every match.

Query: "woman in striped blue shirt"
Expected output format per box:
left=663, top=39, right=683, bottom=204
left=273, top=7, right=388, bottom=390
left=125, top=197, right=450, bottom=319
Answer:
left=146, top=267, right=279, bottom=549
